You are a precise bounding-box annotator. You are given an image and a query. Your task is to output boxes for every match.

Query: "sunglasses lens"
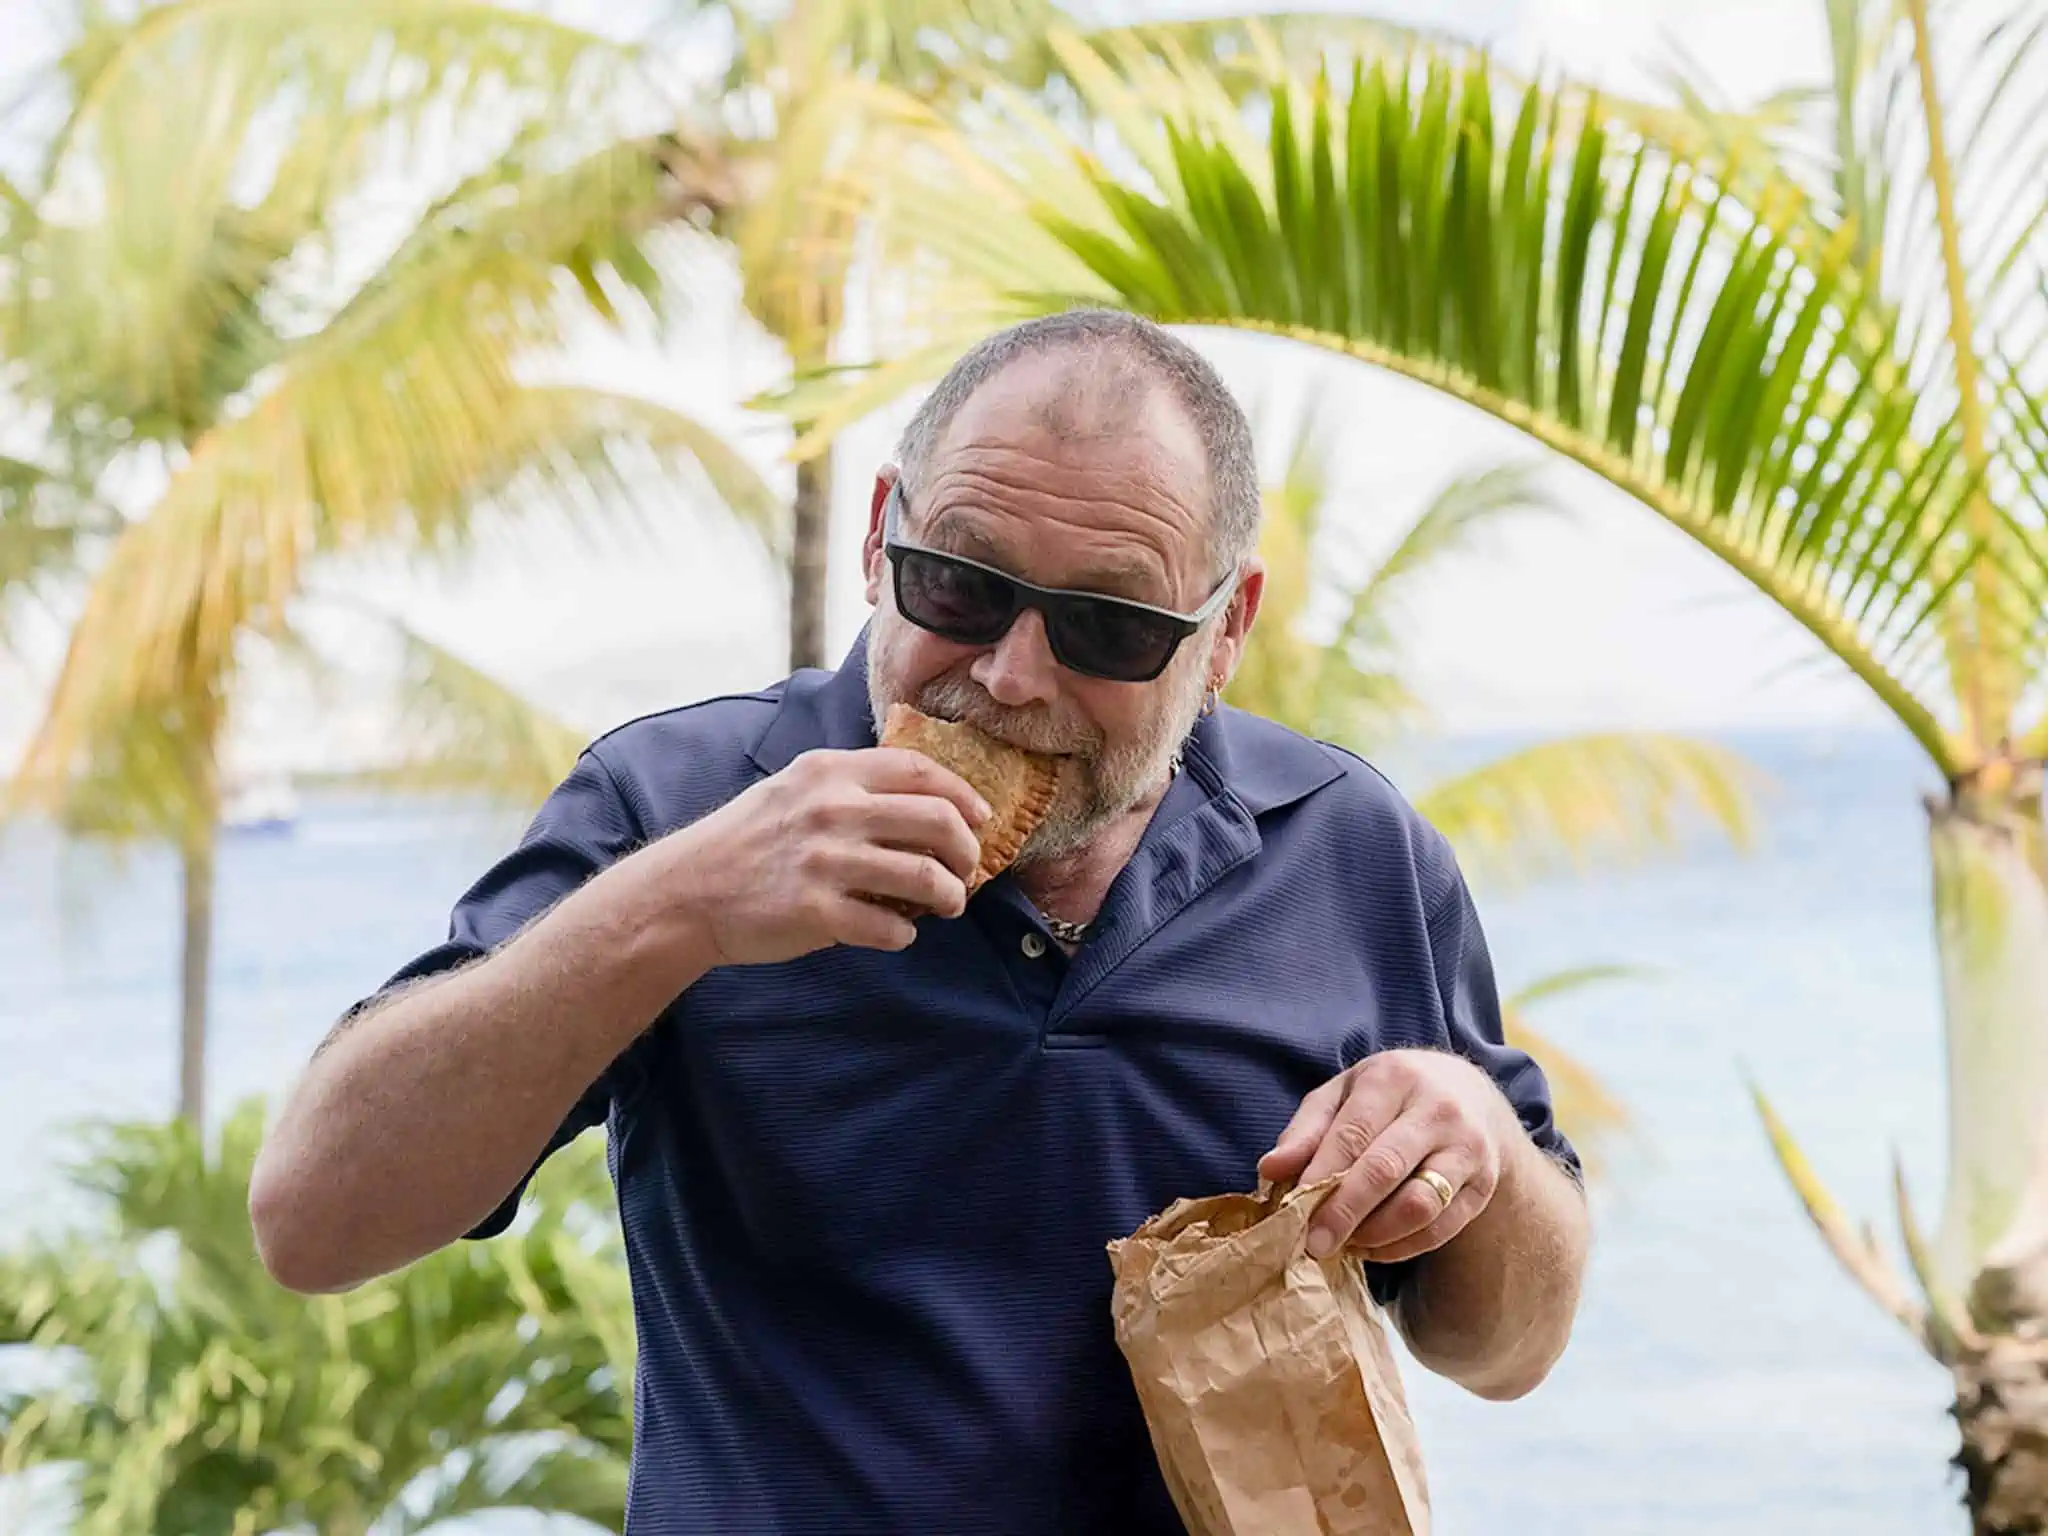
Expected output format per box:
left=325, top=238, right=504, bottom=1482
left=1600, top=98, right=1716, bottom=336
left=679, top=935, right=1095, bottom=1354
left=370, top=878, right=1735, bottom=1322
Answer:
left=890, top=543, right=1188, bottom=681
left=1050, top=599, right=1181, bottom=682
left=895, top=550, right=1015, bottom=643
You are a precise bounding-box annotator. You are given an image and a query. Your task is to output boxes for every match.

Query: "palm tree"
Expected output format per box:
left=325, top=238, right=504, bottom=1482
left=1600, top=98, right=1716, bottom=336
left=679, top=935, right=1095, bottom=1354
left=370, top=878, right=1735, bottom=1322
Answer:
left=707, top=0, right=1444, bottom=667
left=0, top=2, right=780, bottom=1129
left=763, top=11, right=2048, bottom=1527
left=1235, top=415, right=1759, bottom=1173
left=0, top=1100, right=635, bottom=1535
left=0, top=5, right=1463, bottom=1136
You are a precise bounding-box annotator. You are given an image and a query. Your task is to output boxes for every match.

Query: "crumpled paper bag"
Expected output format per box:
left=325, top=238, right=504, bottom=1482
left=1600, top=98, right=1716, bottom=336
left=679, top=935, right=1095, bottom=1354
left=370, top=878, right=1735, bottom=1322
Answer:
left=1106, top=1176, right=1432, bottom=1535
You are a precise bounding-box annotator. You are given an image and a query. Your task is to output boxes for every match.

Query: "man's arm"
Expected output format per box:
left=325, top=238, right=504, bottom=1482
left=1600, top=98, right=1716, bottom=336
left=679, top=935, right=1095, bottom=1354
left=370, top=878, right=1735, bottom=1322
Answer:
left=249, top=743, right=991, bottom=1295
left=1384, top=1088, right=1589, bottom=1399
left=248, top=844, right=719, bottom=1293
left=1258, top=1049, right=1590, bottom=1401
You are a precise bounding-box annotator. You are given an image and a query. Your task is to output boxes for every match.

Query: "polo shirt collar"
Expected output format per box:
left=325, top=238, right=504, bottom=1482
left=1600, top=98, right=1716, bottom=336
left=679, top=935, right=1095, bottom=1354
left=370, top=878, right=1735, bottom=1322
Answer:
left=746, top=623, right=1345, bottom=820
left=748, top=632, right=882, bottom=776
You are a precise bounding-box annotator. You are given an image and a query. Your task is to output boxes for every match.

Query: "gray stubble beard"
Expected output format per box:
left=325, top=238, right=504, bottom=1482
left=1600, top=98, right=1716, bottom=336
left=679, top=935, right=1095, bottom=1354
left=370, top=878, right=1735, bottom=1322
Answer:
left=864, top=614, right=1211, bottom=866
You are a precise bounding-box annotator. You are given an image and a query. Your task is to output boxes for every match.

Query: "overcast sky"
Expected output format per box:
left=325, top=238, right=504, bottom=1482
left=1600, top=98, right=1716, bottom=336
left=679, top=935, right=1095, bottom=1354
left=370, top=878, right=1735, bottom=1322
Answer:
left=0, top=0, right=1897, bottom=774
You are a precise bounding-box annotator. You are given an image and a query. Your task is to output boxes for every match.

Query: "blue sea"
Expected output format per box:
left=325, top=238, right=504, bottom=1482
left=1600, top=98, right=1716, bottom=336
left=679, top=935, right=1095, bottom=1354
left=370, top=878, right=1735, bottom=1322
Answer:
left=0, top=725, right=1969, bottom=1534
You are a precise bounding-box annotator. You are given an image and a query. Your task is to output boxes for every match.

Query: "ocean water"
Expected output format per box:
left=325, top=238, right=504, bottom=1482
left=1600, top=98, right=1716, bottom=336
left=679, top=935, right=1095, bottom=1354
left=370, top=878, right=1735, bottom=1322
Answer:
left=0, top=725, right=1973, bottom=1533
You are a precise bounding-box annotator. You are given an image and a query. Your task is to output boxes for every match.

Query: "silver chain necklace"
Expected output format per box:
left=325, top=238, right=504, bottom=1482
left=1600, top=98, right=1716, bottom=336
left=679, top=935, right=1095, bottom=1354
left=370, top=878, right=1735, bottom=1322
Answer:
left=1033, top=748, right=1184, bottom=946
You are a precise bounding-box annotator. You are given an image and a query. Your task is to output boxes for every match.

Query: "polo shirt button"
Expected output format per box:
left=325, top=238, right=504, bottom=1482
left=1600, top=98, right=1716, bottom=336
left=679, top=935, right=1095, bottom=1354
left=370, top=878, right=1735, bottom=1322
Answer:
left=1020, top=932, right=1048, bottom=959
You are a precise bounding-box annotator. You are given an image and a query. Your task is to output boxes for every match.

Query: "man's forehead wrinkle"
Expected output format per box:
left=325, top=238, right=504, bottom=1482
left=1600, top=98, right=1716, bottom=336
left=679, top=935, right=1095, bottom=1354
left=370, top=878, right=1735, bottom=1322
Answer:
left=912, top=438, right=1204, bottom=600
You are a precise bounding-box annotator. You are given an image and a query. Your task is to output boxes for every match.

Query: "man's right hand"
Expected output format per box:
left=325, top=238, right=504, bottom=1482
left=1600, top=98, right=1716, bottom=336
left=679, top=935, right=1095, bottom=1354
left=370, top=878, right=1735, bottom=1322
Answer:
left=656, top=746, right=992, bottom=968
left=249, top=744, right=991, bottom=1293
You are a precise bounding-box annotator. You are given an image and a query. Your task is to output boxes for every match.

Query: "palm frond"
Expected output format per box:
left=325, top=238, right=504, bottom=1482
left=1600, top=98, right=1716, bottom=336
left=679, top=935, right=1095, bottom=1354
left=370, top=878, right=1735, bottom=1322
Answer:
left=1225, top=405, right=1409, bottom=749
left=763, top=0, right=1062, bottom=99
left=9, top=44, right=342, bottom=441
left=1748, top=1078, right=1946, bottom=1360
left=811, top=31, right=2046, bottom=774
left=1414, top=732, right=1764, bottom=892
left=6, top=0, right=668, bottom=440
left=1334, top=460, right=1562, bottom=642
left=0, top=453, right=104, bottom=640
left=1821, top=0, right=1906, bottom=287
left=1229, top=443, right=1558, bottom=754
left=1939, top=2, right=2048, bottom=345
left=1035, top=12, right=1452, bottom=104
left=1992, top=339, right=2048, bottom=740
left=16, top=665, right=227, bottom=849
left=727, top=79, right=878, bottom=362
left=398, top=1441, right=627, bottom=1535
left=12, top=364, right=772, bottom=813
left=34, top=0, right=644, bottom=199
left=317, top=604, right=589, bottom=812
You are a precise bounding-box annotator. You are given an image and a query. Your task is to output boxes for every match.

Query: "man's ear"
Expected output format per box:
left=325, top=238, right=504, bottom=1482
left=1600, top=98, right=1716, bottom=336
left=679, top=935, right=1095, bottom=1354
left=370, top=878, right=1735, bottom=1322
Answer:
left=862, top=469, right=898, bottom=606
left=1210, top=559, right=1265, bottom=688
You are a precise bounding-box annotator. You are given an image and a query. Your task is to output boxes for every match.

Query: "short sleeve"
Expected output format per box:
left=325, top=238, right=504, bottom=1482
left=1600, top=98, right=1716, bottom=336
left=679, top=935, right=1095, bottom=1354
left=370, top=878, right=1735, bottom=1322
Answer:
left=346, top=747, right=654, bottom=1241
left=1422, top=847, right=1584, bottom=1183
left=1363, top=833, right=1583, bottom=1309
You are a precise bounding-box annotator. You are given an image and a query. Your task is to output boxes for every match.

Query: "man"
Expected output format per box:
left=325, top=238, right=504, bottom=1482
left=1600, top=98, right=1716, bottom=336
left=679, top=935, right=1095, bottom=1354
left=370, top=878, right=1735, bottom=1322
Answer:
left=250, top=308, right=1590, bottom=1533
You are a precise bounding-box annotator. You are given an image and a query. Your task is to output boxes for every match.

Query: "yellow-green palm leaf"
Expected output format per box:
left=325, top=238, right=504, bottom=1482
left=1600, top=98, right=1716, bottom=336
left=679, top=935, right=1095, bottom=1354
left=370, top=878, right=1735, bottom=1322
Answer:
left=1416, top=734, right=1762, bottom=892
left=296, top=601, right=589, bottom=811
left=0, top=451, right=108, bottom=642
left=1502, top=967, right=1642, bottom=1178
left=9, top=375, right=772, bottom=816
left=6, top=1, right=655, bottom=425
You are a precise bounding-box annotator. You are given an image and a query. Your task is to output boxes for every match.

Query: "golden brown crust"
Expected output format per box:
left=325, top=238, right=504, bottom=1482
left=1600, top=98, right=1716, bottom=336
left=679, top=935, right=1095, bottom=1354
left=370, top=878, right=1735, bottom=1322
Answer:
left=879, top=703, right=1060, bottom=899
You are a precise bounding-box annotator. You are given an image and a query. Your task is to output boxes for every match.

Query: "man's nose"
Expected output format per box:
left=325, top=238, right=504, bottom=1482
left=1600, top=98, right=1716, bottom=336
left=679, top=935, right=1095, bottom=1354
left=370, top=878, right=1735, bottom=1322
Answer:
left=970, top=606, right=1062, bottom=708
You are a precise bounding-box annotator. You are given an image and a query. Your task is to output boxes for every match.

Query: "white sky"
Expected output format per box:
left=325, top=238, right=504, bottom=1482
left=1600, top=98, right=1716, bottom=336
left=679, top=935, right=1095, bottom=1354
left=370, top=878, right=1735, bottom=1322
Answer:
left=0, top=0, right=1898, bottom=774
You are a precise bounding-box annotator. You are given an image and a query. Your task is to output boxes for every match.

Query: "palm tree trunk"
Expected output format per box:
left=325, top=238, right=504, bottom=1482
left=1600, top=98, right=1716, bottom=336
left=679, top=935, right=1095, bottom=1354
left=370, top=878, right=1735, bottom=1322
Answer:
left=787, top=451, right=833, bottom=671
left=1927, top=776, right=2048, bottom=1532
left=1952, top=1337, right=2048, bottom=1534
left=177, top=818, right=216, bottom=1129
left=1928, top=784, right=2048, bottom=1303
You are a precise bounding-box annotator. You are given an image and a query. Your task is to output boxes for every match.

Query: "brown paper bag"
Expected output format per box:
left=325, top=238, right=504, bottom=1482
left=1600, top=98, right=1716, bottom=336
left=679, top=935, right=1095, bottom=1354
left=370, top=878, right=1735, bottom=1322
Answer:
left=1106, top=1177, right=1432, bottom=1535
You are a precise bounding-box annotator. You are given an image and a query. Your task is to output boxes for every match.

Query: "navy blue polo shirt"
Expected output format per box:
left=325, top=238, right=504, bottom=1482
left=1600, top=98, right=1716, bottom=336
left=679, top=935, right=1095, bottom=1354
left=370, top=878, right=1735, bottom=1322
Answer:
left=366, top=635, right=1577, bottom=1535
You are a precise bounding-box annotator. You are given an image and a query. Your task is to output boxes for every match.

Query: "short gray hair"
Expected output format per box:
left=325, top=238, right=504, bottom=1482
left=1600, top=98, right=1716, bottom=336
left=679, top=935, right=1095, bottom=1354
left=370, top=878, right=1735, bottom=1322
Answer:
left=892, top=309, right=1262, bottom=580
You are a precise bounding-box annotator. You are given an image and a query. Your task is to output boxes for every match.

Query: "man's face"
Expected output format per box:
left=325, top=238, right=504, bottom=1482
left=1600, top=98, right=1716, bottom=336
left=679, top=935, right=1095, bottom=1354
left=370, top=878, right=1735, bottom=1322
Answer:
left=861, top=356, right=1262, bottom=864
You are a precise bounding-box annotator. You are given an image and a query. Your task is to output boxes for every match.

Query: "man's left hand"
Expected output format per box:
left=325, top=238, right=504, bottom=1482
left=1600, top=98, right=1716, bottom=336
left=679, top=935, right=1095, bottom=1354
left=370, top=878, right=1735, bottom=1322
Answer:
left=1257, top=1049, right=1523, bottom=1264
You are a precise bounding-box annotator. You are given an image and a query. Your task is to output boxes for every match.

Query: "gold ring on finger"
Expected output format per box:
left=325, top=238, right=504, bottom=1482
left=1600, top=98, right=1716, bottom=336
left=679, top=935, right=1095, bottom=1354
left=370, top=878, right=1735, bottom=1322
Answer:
left=1413, top=1168, right=1456, bottom=1211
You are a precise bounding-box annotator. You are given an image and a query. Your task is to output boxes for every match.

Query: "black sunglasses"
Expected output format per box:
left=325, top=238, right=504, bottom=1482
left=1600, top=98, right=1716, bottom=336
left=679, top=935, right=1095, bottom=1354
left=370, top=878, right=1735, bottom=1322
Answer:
left=881, top=483, right=1235, bottom=683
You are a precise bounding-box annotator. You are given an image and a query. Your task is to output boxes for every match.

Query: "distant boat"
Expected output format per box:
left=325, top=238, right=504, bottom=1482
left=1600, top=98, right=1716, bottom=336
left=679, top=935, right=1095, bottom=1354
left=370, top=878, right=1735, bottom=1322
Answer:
left=222, top=775, right=299, bottom=835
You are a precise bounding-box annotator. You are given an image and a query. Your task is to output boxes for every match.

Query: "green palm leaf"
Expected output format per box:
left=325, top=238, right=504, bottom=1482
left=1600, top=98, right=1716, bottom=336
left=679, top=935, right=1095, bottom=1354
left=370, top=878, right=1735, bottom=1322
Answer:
left=0, top=1101, right=632, bottom=1535
left=1748, top=1078, right=1955, bottom=1360
left=802, top=28, right=2048, bottom=775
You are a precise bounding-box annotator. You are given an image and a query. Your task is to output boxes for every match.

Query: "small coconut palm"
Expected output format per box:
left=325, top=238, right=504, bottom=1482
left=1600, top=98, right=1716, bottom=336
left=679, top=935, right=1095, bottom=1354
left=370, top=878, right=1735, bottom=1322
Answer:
left=0, top=1, right=779, bottom=1128
left=0, top=1100, right=636, bottom=1536
left=771, top=5, right=2048, bottom=1522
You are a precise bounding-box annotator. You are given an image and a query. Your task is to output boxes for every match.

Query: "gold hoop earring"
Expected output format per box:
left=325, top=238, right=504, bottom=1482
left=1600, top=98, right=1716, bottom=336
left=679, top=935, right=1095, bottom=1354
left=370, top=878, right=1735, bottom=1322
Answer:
left=1201, top=683, right=1220, bottom=717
